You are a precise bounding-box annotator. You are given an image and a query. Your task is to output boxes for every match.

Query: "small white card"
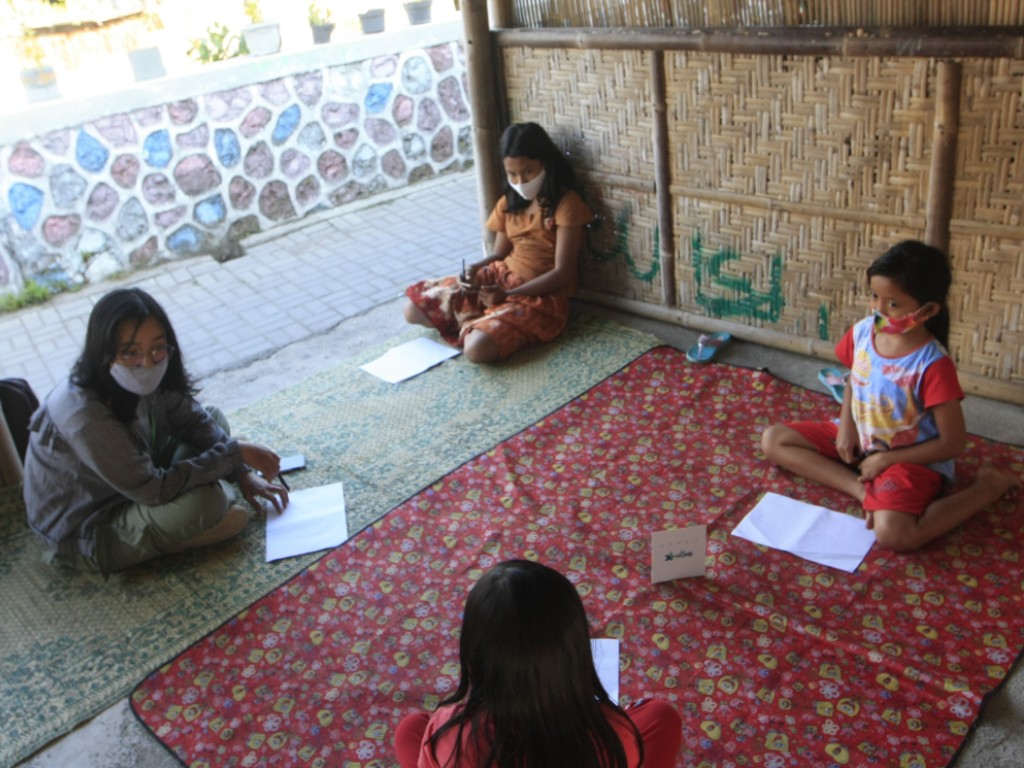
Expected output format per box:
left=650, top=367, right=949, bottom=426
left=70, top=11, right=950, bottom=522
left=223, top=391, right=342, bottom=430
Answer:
left=651, top=526, right=707, bottom=583
left=265, top=482, right=348, bottom=562
left=591, top=638, right=620, bottom=703
left=359, top=337, right=460, bottom=383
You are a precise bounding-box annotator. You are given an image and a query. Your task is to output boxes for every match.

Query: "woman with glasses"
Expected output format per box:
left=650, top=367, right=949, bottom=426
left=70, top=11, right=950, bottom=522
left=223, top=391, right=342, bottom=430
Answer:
left=22, top=287, right=288, bottom=573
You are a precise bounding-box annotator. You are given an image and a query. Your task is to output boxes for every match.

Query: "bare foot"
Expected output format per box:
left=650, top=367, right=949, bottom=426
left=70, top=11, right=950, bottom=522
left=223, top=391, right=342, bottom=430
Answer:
left=974, top=466, right=1020, bottom=503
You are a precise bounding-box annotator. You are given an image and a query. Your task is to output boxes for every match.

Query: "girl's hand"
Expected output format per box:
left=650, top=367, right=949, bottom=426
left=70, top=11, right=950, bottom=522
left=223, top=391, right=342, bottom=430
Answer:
left=835, top=424, right=861, bottom=465
left=239, top=470, right=289, bottom=513
left=479, top=285, right=506, bottom=307
left=857, top=451, right=892, bottom=482
left=240, top=442, right=281, bottom=479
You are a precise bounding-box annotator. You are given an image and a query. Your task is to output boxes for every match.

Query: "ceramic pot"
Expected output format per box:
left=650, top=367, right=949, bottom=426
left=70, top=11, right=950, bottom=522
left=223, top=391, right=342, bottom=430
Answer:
left=403, top=0, right=432, bottom=25
left=359, top=9, right=385, bottom=34
left=242, top=22, right=281, bottom=56
left=311, top=23, right=335, bottom=44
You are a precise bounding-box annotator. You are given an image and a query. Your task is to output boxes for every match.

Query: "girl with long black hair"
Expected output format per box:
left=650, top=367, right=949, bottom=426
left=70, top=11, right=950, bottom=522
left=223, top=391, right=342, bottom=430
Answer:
left=395, top=559, right=682, bottom=768
left=23, top=287, right=288, bottom=573
left=403, top=122, right=594, bottom=363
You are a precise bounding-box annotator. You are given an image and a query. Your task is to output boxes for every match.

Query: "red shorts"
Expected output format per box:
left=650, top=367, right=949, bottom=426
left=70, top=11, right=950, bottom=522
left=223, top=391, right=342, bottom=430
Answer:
left=786, top=421, right=945, bottom=515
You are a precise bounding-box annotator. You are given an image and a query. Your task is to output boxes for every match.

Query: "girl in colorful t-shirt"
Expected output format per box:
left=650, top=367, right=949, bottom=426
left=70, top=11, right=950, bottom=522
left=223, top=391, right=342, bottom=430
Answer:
left=404, top=122, right=593, bottom=363
left=761, top=241, right=1018, bottom=552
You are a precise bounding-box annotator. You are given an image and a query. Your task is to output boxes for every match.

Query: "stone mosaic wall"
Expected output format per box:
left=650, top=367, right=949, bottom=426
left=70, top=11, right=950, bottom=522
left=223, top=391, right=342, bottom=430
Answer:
left=0, top=40, right=472, bottom=295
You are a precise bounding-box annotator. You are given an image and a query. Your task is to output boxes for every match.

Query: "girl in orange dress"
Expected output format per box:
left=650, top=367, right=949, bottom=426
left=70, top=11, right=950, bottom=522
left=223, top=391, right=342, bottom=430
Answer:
left=404, top=122, right=593, bottom=363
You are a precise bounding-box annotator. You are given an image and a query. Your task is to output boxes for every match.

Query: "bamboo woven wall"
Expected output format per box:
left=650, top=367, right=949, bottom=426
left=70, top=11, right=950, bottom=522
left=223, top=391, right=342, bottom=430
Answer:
left=665, top=53, right=931, bottom=340
left=947, top=59, right=1024, bottom=384
left=510, top=0, right=1024, bottom=28
left=500, top=43, right=1024, bottom=402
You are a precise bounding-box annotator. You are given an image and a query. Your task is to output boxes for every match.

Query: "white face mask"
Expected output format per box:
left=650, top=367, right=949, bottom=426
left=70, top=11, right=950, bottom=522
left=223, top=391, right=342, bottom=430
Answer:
left=110, top=359, right=168, bottom=396
left=509, top=168, right=546, bottom=201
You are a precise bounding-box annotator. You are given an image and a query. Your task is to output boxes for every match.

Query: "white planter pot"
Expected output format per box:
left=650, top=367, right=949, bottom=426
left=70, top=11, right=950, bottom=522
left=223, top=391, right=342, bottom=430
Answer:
left=242, top=22, right=282, bottom=56
left=20, top=66, right=60, bottom=102
left=127, top=47, right=166, bottom=81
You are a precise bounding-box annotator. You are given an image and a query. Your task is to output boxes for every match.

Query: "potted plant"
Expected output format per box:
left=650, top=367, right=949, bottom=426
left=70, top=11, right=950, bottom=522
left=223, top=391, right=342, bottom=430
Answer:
left=241, top=0, right=281, bottom=56
left=358, top=7, right=385, bottom=34
left=403, top=0, right=432, bottom=25
left=187, top=22, right=247, bottom=63
left=308, top=2, right=335, bottom=44
left=16, top=29, right=60, bottom=102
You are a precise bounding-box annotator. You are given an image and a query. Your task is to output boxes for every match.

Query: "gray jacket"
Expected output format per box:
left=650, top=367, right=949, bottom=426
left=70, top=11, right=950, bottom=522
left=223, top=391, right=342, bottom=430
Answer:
left=23, top=378, right=245, bottom=559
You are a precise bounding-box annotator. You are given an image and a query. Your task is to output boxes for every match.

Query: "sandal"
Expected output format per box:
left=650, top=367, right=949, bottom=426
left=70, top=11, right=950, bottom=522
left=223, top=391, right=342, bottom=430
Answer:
left=686, top=332, right=731, bottom=363
left=818, top=367, right=847, bottom=404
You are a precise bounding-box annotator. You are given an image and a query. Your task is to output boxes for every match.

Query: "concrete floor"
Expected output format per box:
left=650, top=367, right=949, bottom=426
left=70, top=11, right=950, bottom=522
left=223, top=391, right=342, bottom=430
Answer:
left=14, top=297, right=1024, bottom=768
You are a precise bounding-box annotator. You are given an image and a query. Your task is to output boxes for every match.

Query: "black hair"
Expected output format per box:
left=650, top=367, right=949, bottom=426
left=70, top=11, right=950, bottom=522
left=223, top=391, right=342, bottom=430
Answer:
left=429, top=559, right=641, bottom=768
left=71, top=288, right=195, bottom=422
left=500, top=122, right=578, bottom=218
left=867, top=240, right=952, bottom=349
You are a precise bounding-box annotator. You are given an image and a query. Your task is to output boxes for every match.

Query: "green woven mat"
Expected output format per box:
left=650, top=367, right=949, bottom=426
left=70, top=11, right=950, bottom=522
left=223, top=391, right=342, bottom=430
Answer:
left=0, top=313, right=658, bottom=767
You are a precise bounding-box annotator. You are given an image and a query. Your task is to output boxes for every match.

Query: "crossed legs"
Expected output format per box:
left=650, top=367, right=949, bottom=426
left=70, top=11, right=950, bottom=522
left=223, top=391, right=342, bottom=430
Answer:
left=761, top=424, right=1019, bottom=553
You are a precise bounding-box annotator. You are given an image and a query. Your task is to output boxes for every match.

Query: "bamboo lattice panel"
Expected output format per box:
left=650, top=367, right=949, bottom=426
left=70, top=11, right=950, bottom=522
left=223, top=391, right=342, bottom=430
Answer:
left=954, top=59, right=1024, bottom=233
left=946, top=234, right=1024, bottom=386
left=502, top=48, right=656, bottom=180
left=509, top=0, right=1024, bottom=27
left=672, top=200, right=915, bottom=338
left=503, top=47, right=662, bottom=302
left=944, top=59, right=1024, bottom=388
left=666, top=53, right=932, bottom=338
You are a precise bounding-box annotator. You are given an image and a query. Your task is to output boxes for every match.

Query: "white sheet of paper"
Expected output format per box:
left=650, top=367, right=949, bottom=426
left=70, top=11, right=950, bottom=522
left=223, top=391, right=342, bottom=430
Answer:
left=591, top=638, right=619, bottom=704
left=651, top=526, right=707, bottom=582
left=359, top=337, right=460, bottom=383
left=731, top=492, right=875, bottom=573
left=265, top=482, right=348, bottom=562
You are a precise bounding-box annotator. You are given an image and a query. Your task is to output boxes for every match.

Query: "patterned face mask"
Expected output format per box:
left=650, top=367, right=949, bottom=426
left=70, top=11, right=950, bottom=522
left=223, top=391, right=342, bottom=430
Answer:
left=872, top=305, right=932, bottom=335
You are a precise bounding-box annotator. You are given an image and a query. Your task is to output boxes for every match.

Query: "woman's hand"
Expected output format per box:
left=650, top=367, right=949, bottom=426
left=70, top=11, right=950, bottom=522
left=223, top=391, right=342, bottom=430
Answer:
left=239, top=442, right=280, bottom=479
left=238, top=470, right=289, bottom=513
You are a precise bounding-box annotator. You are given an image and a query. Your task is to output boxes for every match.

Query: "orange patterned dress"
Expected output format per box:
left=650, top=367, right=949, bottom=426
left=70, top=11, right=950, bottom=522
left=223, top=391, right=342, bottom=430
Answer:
left=405, top=191, right=593, bottom=359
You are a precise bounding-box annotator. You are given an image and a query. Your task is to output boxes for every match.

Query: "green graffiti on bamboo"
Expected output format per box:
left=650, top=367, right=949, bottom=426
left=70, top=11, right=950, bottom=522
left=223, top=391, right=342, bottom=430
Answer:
left=692, top=233, right=784, bottom=322
left=587, top=204, right=660, bottom=283
left=818, top=303, right=830, bottom=340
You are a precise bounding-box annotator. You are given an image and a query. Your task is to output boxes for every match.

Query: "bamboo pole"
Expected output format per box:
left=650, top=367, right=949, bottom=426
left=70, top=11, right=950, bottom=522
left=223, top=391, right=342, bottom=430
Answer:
left=925, top=60, right=962, bottom=255
left=495, top=26, right=1024, bottom=59
left=464, top=0, right=506, bottom=242
left=649, top=49, right=676, bottom=307
left=489, top=0, right=514, bottom=29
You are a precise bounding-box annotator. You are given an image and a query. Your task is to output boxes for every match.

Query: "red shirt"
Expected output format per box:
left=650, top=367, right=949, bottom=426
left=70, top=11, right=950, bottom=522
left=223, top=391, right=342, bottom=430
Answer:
left=416, top=704, right=642, bottom=768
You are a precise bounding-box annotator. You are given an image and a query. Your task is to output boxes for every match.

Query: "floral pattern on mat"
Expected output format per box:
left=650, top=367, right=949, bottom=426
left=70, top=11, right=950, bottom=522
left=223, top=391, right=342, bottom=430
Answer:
left=132, top=348, right=1024, bottom=768
left=0, top=313, right=658, bottom=768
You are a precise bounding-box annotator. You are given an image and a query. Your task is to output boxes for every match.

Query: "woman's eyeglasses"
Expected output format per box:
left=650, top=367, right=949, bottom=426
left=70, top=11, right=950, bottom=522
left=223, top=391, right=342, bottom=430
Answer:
left=116, top=344, right=175, bottom=367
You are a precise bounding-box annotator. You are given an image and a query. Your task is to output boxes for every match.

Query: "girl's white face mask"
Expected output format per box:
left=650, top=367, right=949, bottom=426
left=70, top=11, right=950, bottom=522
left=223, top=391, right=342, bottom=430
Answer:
left=110, top=359, right=168, bottom=395
left=509, top=168, right=546, bottom=201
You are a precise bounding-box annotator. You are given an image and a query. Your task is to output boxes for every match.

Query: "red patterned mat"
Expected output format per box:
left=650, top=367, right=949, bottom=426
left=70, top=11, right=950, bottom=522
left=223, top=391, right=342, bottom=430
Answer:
left=131, top=348, right=1024, bottom=768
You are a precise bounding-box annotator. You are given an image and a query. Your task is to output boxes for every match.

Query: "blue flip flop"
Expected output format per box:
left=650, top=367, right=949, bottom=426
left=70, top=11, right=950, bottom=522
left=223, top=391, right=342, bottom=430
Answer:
left=818, top=367, right=847, bottom=404
left=686, top=332, right=731, bottom=363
